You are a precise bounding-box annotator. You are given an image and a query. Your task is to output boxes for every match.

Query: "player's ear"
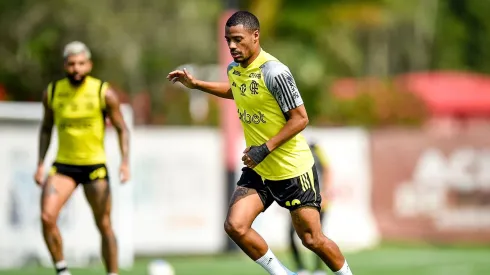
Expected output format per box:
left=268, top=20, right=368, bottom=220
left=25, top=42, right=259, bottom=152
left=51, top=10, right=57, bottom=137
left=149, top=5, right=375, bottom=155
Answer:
left=253, top=30, right=259, bottom=43
left=87, top=59, right=93, bottom=71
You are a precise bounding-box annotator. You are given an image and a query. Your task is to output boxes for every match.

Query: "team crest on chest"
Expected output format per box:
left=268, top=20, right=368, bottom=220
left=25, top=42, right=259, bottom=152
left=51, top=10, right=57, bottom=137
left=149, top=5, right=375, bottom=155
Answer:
left=249, top=80, right=259, bottom=95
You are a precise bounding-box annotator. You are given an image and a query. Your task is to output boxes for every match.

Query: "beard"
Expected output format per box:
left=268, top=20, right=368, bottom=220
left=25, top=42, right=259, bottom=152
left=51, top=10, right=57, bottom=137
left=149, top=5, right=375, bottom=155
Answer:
left=66, top=73, right=87, bottom=86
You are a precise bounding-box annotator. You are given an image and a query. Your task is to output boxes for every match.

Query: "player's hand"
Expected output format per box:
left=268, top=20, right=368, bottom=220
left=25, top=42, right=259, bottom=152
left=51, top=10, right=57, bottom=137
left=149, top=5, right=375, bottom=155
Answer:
left=242, top=144, right=270, bottom=168
left=167, top=68, right=197, bottom=89
left=119, top=162, right=130, bottom=184
left=34, top=165, right=45, bottom=186
left=242, top=147, right=255, bottom=168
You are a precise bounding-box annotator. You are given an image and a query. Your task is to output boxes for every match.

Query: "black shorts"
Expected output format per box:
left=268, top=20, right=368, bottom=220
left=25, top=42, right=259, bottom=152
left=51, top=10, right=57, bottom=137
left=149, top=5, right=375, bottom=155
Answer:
left=50, top=162, right=109, bottom=184
left=238, top=165, right=322, bottom=212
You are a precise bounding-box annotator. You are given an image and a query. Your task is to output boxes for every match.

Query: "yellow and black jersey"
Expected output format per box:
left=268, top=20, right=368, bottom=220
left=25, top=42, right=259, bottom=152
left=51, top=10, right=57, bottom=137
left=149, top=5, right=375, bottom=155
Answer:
left=46, top=76, right=108, bottom=166
left=227, top=49, right=314, bottom=180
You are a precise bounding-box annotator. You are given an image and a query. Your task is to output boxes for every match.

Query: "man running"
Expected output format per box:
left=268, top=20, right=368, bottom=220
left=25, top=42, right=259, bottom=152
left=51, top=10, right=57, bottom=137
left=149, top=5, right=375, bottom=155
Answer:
left=168, top=11, right=353, bottom=275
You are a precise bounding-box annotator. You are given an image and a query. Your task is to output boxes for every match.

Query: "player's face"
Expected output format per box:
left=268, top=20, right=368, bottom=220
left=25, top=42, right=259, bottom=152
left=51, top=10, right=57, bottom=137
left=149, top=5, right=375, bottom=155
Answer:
left=225, top=25, right=259, bottom=64
left=64, top=53, right=92, bottom=85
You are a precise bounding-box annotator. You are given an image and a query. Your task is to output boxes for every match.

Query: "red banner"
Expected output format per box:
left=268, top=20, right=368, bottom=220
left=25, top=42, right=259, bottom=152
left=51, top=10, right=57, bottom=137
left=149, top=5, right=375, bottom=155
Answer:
left=371, top=126, right=490, bottom=243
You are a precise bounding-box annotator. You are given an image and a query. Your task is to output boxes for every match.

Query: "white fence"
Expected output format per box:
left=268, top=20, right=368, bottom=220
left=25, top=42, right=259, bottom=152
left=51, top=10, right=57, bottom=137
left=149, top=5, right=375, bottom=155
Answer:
left=0, top=102, right=134, bottom=269
left=0, top=103, right=379, bottom=269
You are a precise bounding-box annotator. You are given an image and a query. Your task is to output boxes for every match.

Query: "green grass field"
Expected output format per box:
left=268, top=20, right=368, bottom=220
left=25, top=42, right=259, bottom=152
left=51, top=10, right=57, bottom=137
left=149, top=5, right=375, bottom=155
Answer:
left=3, top=245, right=490, bottom=275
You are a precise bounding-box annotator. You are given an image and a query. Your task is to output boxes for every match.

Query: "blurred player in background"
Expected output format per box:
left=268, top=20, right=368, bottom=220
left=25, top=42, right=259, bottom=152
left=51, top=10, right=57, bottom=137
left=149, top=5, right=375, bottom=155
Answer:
left=34, top=41, right=130, bottom=275
left=168, top=11, right=353, bottom=275
left=290, top=142, right=331, bottom=275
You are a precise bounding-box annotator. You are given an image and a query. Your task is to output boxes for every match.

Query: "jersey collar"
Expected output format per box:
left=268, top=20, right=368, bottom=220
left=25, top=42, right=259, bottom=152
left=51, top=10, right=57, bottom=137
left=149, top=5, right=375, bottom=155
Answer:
left=239, top=48, right=264, bottom=70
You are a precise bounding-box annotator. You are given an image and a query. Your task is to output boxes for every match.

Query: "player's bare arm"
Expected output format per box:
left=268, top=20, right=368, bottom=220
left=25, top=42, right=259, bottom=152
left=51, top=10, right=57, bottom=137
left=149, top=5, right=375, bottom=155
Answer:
left=105, top=88, right=130, bottom=183
left=242, top=106, right=308, bottom=169
left=167, top=68, right=233, bottom=99
left=35, top=89, right=54, bottom=186
left=266, top=106, right=308, bottom=152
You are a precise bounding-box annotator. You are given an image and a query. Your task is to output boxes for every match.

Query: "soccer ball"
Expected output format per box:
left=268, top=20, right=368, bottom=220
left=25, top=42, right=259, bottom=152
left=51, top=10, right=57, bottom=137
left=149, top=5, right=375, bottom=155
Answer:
left=147, top=259, right=175, bottom=275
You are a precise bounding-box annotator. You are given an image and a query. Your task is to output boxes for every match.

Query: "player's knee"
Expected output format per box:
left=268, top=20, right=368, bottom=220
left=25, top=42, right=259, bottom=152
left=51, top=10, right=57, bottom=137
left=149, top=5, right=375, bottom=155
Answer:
left=299, top=232, right=325, bottom=251
left=95, top=215, right=112, bottom=233
left=224, top=218, right=249, bottom=238
left=41, top=211, right=57, bottom=228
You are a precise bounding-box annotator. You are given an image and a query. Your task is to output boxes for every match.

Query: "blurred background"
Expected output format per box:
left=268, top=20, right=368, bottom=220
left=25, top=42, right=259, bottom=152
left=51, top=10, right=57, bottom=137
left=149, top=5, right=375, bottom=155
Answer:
left=1, top=0, right=490, bottom=274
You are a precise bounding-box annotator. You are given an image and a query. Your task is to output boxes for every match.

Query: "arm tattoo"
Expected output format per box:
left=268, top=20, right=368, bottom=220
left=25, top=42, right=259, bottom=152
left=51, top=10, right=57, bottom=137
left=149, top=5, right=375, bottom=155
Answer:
left=43, top=183, right=58, bottom=197
left=229, top=186, right=251, bottom=207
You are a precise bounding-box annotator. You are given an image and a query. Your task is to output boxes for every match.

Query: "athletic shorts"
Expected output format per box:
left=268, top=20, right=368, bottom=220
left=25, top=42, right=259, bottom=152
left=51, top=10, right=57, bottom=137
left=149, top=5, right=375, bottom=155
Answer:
left=50, top=162, right=109, bottom=184
left=237, top=164, right=322, bottom=212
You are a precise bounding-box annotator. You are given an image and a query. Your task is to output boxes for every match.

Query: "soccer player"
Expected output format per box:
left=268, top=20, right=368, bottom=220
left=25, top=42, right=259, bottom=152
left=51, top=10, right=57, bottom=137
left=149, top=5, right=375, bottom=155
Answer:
left=290, top=142, right=332, bottom=275
left=34, top=41, right=130, bottom=275
left=168, top=11, right=353, bottom=275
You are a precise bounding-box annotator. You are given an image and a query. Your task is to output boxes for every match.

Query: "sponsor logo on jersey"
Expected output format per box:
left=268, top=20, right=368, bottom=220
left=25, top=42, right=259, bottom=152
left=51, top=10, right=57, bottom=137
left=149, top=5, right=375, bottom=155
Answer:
left=238, top=109, right=266, bottom=124
left=59, top=118, right=94, bottom=130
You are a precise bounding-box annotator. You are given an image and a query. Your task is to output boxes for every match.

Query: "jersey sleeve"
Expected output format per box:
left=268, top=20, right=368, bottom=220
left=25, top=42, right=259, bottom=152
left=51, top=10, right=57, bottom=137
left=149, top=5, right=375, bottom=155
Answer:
left=227, top=62, right=236, bottom=73
left=261, top=61, right=304, bottom=113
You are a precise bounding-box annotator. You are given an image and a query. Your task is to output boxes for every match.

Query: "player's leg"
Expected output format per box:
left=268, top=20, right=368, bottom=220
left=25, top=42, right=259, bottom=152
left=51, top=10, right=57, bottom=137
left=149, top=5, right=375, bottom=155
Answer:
left=289, top=220, right=307, bottom=273
left=267, top=165, right=352, bottom=275
left=224, top=168, right=295, bottom=275
left=288, top=166, right=352, bottom=275
left=291, top=207, right=351, bottom=274
left=41, top=169, right=78, bottom=275
left=224, top=186, right=267, bottom=259
left=313, top=212, right=327, bottom=275
left=83, top=176, right=118, bottom=275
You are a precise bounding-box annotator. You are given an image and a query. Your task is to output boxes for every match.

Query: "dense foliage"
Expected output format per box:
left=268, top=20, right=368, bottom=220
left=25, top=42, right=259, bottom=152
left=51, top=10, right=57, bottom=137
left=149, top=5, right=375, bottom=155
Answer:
left=1, top=0, right=488, bottom=126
